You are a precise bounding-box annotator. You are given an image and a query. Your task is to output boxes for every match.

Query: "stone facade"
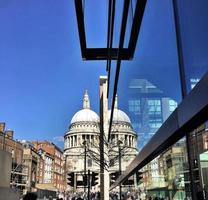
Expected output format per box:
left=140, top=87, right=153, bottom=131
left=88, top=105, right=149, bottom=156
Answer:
left=64, top=91, right=138, bottom=193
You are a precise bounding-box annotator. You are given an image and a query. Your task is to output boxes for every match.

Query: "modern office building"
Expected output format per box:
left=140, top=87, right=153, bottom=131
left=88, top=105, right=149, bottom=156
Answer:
left=126, top=79, right=177, bottom=149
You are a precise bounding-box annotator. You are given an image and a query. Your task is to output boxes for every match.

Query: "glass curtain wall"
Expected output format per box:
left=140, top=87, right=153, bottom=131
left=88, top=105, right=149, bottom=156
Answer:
left=188, top=122, right=208, bottom=198
left=112, top=0, right=182, bottom=150
left=134, top=137, right=190, bottom=200
left=108, top=0, right=208, bottom=200
left=175, top=0, right=208, bottom=93
left=175, top=1, right=208, bottom=199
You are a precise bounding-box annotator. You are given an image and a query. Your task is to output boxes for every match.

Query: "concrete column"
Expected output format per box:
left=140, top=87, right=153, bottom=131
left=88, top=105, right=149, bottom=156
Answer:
left=132, top=136, right=134, bottom=147
left=100, top=76, right=109, bottom=200
left=66, top=137, right=68, bottom=148
left=80, top=134, right=83, bottom=144
left=69, top=137, right=71, bottom=148
left=74, top=136, right=76, bottom=146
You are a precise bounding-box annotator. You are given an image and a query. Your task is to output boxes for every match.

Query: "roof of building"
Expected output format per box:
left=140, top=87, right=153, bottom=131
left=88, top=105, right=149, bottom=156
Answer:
left=108, top=95, right=131, bottom=124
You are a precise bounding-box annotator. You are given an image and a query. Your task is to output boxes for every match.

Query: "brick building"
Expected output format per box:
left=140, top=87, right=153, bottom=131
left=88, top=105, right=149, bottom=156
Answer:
left=0, top=122, right=26, bottom=193
left=22, top=142, right=41, bottom=193
left=32, top=141, right=66, bottom=191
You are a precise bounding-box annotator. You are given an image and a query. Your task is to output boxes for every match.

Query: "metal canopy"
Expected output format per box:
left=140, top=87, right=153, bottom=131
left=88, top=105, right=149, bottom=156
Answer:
left=74, top=0, right=147, bottom=60
left=110, top=72, right=208, bottom=190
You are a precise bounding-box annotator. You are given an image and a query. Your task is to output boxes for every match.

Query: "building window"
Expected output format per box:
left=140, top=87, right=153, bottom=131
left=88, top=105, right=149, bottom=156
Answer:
left=128, top=100, right=141, bottom=114
left=203, top=134, right=208, bottom=150
left=148, top=99, right=161, bottom=115
left=132, top=123, right=141, bottom=130
left=169, top=100, right=177, bottom=112
left=149, top=119, right=162, bottom=129
left=87, top=159, right=92, bottom=167
left=190, top=78, right=200, bottom=89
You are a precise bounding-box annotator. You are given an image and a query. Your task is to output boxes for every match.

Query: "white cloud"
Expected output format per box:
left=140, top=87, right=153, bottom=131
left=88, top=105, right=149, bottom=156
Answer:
left=53, top=136, right=64, bottom=142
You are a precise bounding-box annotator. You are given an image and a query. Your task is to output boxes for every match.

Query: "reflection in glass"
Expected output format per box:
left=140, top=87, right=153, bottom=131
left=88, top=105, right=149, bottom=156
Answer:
left=188, top=122, right=208, bottom=199
left=134, top=138, right=190, bottom=200
left=176, top=0, right=208, bottom=93
left=115, top=0, right=182, bottom=150
left=120, top=79, right=178, bottom=149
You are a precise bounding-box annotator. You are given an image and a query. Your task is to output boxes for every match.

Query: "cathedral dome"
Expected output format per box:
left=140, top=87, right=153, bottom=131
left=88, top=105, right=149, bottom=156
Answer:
left=109, top=109, right=131, bottom=124
left=71, top=109, right=99, bottom=124
left=70, top=90, right=99, bottom=124
left=108, top=95, right=131, bottom=124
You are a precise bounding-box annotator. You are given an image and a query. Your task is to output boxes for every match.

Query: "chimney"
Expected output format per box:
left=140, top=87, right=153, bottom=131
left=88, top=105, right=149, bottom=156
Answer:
left=5, top=130, right=14, bottom=140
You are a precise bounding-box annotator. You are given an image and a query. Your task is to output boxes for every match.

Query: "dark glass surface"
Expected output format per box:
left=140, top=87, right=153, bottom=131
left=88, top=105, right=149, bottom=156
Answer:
left=111, top=0, right=182, bottom=149
left=176, top=0, right=208, bottom=93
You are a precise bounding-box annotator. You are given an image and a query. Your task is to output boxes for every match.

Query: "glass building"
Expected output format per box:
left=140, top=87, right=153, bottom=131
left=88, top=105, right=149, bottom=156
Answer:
left=126, top=78, right=177, bottom=149
left=75, top=0, right=208, bottom=199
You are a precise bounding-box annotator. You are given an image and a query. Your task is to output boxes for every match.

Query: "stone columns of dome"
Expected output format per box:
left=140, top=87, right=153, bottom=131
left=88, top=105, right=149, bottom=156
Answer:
left=74, top=135, right=76, bottom=146
left=89, top=135, right=91, bottom=144
left=80, top=134, right=83, bottom=144
left=64, top=138, right=66, bottom=149
left=68, top=136, right=71, bottom=147
left=71, top=136, right=73, bottom=147
left=130, top=135, right=132, bottom=147
left=91, top=135, right=94, bottom=145
left=132, top=136, right=134, bottom=148
left=118, top=134, right=121, bottom=142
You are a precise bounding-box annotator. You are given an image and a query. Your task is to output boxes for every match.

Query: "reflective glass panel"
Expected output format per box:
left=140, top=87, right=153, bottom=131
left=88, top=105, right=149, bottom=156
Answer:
left=176, top=0, right=208, bottom=93
left=113, top=0, right=182, bottom=150
left=188, top=121, right=208, bottom=199
left=131, top=137, right=191, bottom=200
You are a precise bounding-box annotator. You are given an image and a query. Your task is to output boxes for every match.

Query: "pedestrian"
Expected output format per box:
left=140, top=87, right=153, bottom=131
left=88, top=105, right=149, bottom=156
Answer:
left=23, top=192, right=37, bottom=200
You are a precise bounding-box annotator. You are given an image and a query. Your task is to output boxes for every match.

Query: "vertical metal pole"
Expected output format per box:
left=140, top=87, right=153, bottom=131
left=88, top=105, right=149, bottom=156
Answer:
left=172, top=1, right=195, bottom=199
left=84, top=141, right=87, bottom=194
left=73, top=173, right=76, bottom=193
left=88, top=170, right=90, bottom=200
left=119, top=143, right=122, bottom=200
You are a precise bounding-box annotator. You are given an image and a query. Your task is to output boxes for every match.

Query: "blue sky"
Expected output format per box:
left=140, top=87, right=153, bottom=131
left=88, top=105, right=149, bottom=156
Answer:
left=1, top=1, right=207, bottom=149
left=0, top=0, right=181, bottom=148
left=0, top=1, right=107, bottom=147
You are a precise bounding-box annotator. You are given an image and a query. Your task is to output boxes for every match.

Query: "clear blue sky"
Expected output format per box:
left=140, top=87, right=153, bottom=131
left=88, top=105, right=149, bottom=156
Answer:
left=2, top=1, right=204, bottom=148
left=0, top=0, right=107, bottom=147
